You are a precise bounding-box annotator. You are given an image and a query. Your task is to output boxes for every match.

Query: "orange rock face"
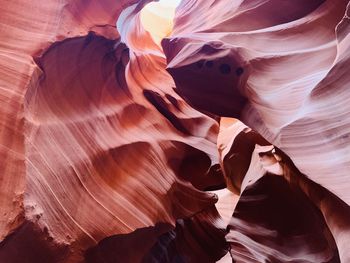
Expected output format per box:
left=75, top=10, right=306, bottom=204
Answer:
left=0, top=0, right=349, bottom=262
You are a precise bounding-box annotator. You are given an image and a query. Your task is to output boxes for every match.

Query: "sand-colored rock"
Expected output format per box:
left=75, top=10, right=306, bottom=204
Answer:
left=0, top=0, right=349, bottom=262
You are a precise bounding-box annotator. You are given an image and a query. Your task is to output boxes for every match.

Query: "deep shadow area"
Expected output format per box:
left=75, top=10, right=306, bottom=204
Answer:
left=25, top=32, right=131, bottom=122
left=228, top=175, right=340, bottom=263
left=85, top=207, right=228, bottom=263
left=0, top=221, right=69, bottom=263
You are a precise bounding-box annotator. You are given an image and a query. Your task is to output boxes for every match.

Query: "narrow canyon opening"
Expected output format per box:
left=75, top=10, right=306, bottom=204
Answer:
left=140, top=0, right=182, bottom=45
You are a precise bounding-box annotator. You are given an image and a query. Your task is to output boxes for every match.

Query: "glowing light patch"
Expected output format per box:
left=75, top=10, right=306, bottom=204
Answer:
left=140, top=0, right=182, bottom=45
left=158, top=0, right=182, bottom=7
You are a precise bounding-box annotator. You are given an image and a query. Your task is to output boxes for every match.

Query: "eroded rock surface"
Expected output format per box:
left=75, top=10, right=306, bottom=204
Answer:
left=0, top=0, right=349, bottom=262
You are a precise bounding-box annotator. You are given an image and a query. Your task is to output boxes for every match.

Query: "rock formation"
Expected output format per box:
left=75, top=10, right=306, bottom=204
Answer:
left=0, top=0, right=349, bottom=262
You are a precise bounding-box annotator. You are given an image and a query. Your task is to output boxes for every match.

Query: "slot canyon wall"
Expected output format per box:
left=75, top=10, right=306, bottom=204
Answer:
left=0, top=0, right=349, bottom=262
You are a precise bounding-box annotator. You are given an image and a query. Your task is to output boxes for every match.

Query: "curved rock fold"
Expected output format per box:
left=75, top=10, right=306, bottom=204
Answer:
left=0, top=0, right=349, bottom=262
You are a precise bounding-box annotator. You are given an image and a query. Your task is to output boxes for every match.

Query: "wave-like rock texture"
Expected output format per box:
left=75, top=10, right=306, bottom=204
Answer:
left=165, top=0, right=350, bottom=204
left=0, top=0, right=350, bottom=262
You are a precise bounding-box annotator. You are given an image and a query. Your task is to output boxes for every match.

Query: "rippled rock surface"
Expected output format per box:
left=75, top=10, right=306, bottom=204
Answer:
left=0, top=0, right=349, bottom=262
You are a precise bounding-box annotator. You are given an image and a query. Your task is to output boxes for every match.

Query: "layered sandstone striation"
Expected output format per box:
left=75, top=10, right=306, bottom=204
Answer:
left=0, top=0, right=349, bottom=262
